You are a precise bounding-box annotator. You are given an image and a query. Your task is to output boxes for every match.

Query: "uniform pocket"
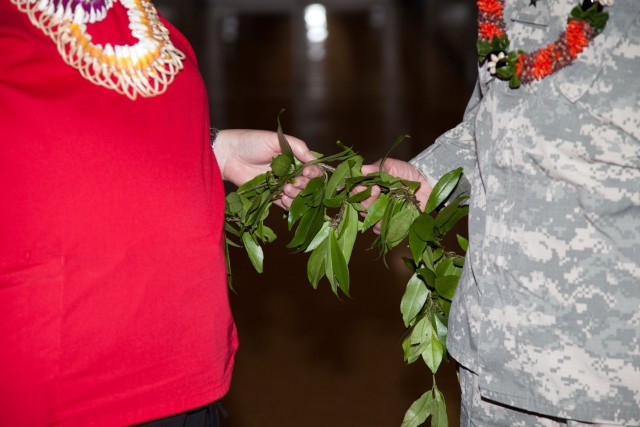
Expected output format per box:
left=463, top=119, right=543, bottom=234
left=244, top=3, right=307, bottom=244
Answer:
left=0, top=255, right=64, bottom=425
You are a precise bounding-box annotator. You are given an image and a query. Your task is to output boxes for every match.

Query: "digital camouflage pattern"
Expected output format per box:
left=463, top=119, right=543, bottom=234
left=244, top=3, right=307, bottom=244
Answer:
left=458, top=365, right=629, bottom=426
left=411, top=0, right=640, bottom=424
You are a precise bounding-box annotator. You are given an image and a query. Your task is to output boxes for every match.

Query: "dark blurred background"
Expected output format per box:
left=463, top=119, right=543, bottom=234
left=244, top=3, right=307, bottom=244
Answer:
left=155, top=1, right=477, bottom=425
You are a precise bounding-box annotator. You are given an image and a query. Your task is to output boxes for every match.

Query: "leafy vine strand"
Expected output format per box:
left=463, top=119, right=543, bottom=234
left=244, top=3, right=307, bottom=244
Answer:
left=224, top=114, right=468, bottom=427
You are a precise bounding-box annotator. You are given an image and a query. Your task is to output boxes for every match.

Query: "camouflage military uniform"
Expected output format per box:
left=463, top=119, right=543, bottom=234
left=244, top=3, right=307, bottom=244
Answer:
left=411, top=0, right=640, bottom=424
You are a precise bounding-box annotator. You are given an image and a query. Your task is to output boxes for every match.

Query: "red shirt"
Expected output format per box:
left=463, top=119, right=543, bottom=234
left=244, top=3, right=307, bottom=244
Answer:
left=0, top=2, right=237, bottom=425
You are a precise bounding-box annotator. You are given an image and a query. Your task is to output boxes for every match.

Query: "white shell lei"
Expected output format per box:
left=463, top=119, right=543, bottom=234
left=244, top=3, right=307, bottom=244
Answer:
left=11, top=0, right=185, bottom=100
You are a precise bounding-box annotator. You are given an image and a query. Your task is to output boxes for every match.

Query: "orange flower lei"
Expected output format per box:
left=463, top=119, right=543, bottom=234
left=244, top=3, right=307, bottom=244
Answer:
left=477, top=0, right=611, bottom=88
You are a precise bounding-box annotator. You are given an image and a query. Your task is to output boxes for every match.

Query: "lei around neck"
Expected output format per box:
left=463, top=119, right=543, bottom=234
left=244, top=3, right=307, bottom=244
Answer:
left=477, top=0, right=612, bottom=88
left=11, top=0, right=185, bottom=100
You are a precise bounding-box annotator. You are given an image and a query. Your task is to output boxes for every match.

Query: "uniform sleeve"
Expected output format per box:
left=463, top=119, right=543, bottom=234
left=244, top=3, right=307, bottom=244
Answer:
left=410, top=79, right=481, bottom=200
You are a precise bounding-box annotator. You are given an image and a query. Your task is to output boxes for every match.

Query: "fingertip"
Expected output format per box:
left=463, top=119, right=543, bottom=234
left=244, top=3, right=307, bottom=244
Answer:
left=361, top=166, right=376, bottom=176
left=295, top=176, right=309, bottom=187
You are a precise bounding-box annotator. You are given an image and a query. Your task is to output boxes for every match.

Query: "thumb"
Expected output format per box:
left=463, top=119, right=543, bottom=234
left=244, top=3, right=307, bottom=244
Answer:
left=361, top=160, right=382, bottom=176
left=286, top=134, right=316, bottom=163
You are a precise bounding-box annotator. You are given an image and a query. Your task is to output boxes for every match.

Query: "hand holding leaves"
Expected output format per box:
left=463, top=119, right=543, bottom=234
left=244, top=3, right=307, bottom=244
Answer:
left=213, top=120, right=321, bottom=209
left=361, top=157, right=433, bottom=212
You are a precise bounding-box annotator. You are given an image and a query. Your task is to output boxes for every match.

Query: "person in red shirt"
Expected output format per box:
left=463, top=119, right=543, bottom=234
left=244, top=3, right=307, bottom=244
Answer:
left=0, top=1, right=318, bottom=425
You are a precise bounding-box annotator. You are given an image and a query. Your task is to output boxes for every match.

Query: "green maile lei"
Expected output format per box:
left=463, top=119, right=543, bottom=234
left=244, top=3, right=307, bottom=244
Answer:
left=225, top=113, right=468, bottom=427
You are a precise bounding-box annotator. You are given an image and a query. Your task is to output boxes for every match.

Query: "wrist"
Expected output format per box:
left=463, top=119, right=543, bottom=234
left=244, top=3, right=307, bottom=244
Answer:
left=213, top=129, right=231, bottom=180
left=210, top=127, right=220, bottom=151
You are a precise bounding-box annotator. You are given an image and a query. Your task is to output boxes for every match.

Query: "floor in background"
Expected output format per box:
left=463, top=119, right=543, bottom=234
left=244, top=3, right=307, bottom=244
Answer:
left=157, top=1, right=476, bottom=425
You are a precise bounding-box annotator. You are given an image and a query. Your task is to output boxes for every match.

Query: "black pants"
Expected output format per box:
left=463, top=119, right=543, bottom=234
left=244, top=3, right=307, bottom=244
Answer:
left=135, top=401, right=224, bottom=427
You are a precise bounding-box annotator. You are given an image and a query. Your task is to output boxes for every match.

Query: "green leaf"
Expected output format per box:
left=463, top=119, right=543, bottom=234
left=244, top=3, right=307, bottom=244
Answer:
left=435, top=258, right=456, bottom=278
left=432, top=312, right=448, bottom=347
left=386, top=204, right=420, bottom=248
left=456, top=234, right=468, bottom=252
left=244, top=189, right=272, bottom=228
left=276, top=109, right=294, bottom=163
left=307, top=237, right=328, bottom=288
left=323, top=196, right=343, bottom=208
left=224, top=221, right=241, bottom=239
left=347, top=156, right=364, bottom=175
left=369, top=170, right=401, bottom=185
left=337, top=204, right=359, bottom=263
left=477, top=40, right=491, bottom=62
left=401, top=390, right=433, bottom=427
left=305, top=222, right=332, bottom=253
left=422, top=247, right=436, bottom=273
left=304, top=142, right=354, bottom=167
left=225, top=192, right=244, bottom=215
left=408, top=229, right=428, bottom=265
left=256, top=223, right=277, bottom=243
left=378, top=197, right=402, bottom=253
left=343, top=175, right=368, bottom=193
left=346, top=186, right=372, bottom=203
left=494, top=34, right=510, bottom=51
left=570, top=5, right=609, bottom=35
left=425, top=168, right=462, bottom=214
left=435, top=275, right=459, bottom=301
left=242, top=232, right=264, bottom=274
left=421, top=334, right=444, bottom=374
left=509, top=74, right=522, bottom=89
left=402, top=179, right=421, bottom=193
left=402, top=334, right=413, bottom=362
left=434, top=195, right=467, bottom=231
left=326, top=229, right=350, bottom=296
left=244, top=187, right=265, bottom=221
left=287, top=206, right=325, bottom=251
left=407, top=316, right=433, bottom=363
left=438, top=298, right=452, bottom=318
left=311, top=180, right=327, bottom=207
left=417, top=267, right=436, bottom=289
left=271, top=153, right=293, bottom=177
left=380, top=134, right=410, bottom=172
left=288, top=177, right=325, bottom=229
left=410, top=212, right=437, bottom=242
left=452, top=255, right=465, bottom=268
left=403, top=255, right=417, bottom=272
left=439, top=206, right=469, bottom=236
left=362, top=192, right=389, bottom=231
left=335, top=141, right=357, bottom=156
left=477, top=35, right=510, bottom=62
left=325, top=159, right=352, bottom=198
left=224, top=235, right=241, bottom=248
left=431, top=387, right=448, bottom=427
left=496, top=63, right=515, bottom=79
left=237, top=173, right=268, bottom=197
left=432, top=248, right=445, bottom=263
left=224, top=236, right=234, bottom=291
left=401, top=274, right=429, bottom=327
left=325, top=156, right=363, bottom=198
left=238, top=195, right=254, bottom=222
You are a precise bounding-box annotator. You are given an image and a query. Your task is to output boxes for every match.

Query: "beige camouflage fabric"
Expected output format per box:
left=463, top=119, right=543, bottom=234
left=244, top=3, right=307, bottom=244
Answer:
left=411, top=0, right=640, bottom=424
